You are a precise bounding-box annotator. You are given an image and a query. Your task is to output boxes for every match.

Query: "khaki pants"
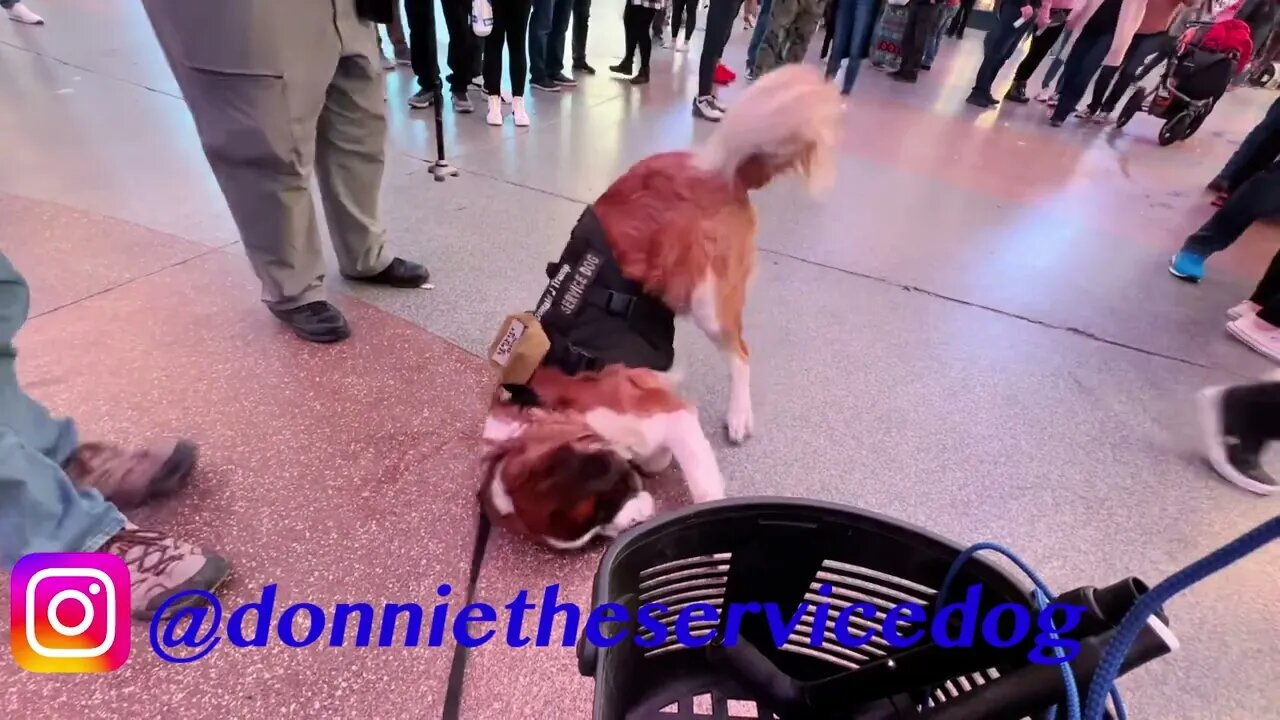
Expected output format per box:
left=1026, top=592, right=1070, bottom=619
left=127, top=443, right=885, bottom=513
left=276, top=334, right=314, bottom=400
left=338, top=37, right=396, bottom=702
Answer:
left=754, top=0, right=826, bottom=74
left=142, top=0, right=392, bottom=309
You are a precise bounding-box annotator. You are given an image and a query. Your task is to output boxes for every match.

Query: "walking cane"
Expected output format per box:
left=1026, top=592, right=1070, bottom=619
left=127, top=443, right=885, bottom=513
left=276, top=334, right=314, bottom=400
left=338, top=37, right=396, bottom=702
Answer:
left=421, top=0, right=460, bottom=182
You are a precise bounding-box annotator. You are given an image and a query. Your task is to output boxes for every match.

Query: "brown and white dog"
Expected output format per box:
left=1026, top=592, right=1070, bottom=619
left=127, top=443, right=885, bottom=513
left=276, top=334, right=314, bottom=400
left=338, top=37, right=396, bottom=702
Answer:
left=479, top=65, right=842, bottom=550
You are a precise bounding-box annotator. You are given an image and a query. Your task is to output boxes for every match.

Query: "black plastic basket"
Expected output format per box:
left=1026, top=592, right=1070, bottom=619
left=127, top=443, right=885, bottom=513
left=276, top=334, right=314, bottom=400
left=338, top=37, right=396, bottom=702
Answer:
left=576, top=497, right=1173, bottom=720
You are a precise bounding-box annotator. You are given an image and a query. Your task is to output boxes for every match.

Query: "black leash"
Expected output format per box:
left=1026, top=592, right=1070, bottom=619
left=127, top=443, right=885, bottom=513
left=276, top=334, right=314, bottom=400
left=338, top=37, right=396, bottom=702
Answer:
left=441, top=512, right=493, bottom=720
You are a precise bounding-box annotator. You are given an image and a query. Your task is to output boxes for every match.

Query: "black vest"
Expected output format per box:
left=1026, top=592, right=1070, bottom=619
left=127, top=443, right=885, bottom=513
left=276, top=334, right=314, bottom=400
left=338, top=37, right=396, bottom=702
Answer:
left=533, top=208, right=676, bottom=376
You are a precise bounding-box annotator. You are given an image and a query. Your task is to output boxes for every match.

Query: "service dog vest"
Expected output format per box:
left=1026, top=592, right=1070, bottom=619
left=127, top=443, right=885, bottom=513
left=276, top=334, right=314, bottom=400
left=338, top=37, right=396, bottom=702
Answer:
left=534, top=207, right=676, bottom=376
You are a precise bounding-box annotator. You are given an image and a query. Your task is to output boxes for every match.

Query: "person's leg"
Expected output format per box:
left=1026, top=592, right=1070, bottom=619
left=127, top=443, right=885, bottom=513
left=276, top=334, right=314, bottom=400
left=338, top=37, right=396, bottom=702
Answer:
left=635, top=6, right=658, bottom=78
left=1098, top=32, right=1160, bottom=113
left=508, top=0, right=533, bottom=96
left=616, top=3, right=641, bottom=70
left=824, top=0, right=855, bottom=79
left=1214, top=97, right=1280, bottom=192
left=1010, top=22, right=1063, bottom=97
left=1085, top=64, right=1119, bottom=114
left=387, top=0, right=410, bottom=60
left=700, top=0, right=741, bottom=94
left=1050, top=28, right=1112, bottom=123
left=753, top=0, right=798, bottom=75
left=528, top=0, right=554, bottom=86
left=948, top=0, right=973, bottom=36
left=969, top=0, right=1023, bottom=101
left=925, top=4, right=958, bottom=67
left=572, top=0, right=594, bottom=71
left=747, top=0, right=774, bottom=69
left=484, top=0, right=510, bottom=96
left=672, top=0, right=686, bottom=38
left=891, top=1, right=940, bottom=79
left=684, top=0, right=699, bottom=41
left=546, top=0, right=574, bottom=81
left=779, top=0, right=824, bottom=64
left=840, top=0, right=877, bottom=93
left=404, top=0, right=444, bottom=100
left=1179, top=162, right=1280, bottom=264
left=441, top=0, right=477, bottom=97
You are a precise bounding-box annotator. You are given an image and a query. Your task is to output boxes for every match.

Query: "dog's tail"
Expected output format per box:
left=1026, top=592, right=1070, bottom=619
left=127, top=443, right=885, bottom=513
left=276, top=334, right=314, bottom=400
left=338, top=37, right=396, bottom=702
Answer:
left=692, top=64, right=843, bottom=193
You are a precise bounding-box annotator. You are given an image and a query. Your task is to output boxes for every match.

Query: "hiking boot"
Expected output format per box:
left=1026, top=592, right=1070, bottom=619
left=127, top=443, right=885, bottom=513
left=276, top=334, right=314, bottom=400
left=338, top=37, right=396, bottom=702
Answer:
left=100, top=524, right=231, bottom=621
left=271, top=301, right=351, bottom=343
left=1005, top=79, right=1030, bottom=103
left=64, top=440, right=197, bottom=509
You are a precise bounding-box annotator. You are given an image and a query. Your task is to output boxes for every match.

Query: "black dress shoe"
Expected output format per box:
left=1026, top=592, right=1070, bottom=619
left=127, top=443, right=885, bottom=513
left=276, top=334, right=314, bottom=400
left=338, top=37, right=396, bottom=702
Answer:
left=271, top=301, right=351, bottom=343
left=609, top=62, right=634, bottom=76
left=343, top=257, right=431, bottom=288
left=630, top=68, right=650, bottom=85
left=965, top=91, right=998, bottom=108
left=573, top=61, right=597, bottom=75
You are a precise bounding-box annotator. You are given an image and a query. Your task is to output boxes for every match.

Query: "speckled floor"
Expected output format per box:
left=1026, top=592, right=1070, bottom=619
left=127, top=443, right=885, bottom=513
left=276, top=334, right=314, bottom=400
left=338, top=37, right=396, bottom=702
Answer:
left=1, top=2, right=1278, bottom=719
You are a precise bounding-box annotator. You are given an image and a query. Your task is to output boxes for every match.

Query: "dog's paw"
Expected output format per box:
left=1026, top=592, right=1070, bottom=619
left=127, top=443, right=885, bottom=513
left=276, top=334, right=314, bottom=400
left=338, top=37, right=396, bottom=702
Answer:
left=725, top=401, right=754, bottom=444
left=607, top=491, right=657, bottom=535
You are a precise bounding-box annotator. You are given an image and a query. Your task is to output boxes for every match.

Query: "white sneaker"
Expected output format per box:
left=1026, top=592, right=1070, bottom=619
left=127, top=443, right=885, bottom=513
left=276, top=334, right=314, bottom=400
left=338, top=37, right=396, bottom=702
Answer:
left=511, top=96, right=530, bottom=127
left=1227, top=300, right=1263, bottom=320
left=675, top=37, right=689, bottom=52
left=1227, top=315, right=1280, bottom=363
left=7, top=2, right=44, bottom=24
left=486, top=94, right=503, bottom=126
left=1034, top=88, right=1054, bottom=102
left=693, top=96, right=724, bottom=122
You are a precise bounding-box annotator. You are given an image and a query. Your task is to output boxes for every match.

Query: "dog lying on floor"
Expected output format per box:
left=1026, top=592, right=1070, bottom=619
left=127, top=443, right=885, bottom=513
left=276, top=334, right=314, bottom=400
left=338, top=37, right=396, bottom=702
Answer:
left=478, top=65, right=842, bottom=550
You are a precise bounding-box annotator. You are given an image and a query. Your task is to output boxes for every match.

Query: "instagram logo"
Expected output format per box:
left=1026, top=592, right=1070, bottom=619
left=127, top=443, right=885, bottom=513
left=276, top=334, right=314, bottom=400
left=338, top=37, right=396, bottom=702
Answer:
left=10, top=553, right=130, bottom=673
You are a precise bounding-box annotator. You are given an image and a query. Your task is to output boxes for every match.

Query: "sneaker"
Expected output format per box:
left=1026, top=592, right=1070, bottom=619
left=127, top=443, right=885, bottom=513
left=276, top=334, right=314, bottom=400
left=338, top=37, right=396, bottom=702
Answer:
left=630, top=68, right=651, bottom=85
left=531, top=78, right=560, bottom=92
left=452, top=91, right=474, bottom=113
left=1034, top=88, right=1055, bottom=102
left=1227, top=315, right=1280, bottom=363
left=512, top=96, right=531, bottom=127
left=343, top=257, right=432, bottom=289
left=693, top=95, right=724, bottom=121
left=1046, top=93, right=1060, bottom=107
left=100, top=524, right=232, bottom=621
left=64, top=441, right=197, bottom=509
left=486, top=94, right=504, bottom=125
left=408, top=88, right=435, bottom=108
left=1049, top=116, right=1065, bottom=127
left=609, top=62, right=635, bottom=76
left=675, top=37, right=690, bottom=52
left=710, top=95, right=729, bottom=113
left=552, top=72, right=578, bottom=87
left=1228, top=300, right=1263, bottom=320
left=1168, top=250, right=1206, bottom=282
left=1207, top=176, right=1230, bottom=194
left=471, top=76, right=485, bottom=90
left=271, top=301, right=351, bottom=343
left=573, top=61, right=597, bottom=75
left=888, top=69, right=918, bottom=83
left=1093, top=111, right=1113, bottom=124
left=1075, top=107, right=1096, bottom=120
left=1005, top=80, right=1030, bottom=103
left=6, top=2, right=43, bottom=24
left=965, top=91, right=999, bottom=108
left=1197, top=385, right=1279, bottom=495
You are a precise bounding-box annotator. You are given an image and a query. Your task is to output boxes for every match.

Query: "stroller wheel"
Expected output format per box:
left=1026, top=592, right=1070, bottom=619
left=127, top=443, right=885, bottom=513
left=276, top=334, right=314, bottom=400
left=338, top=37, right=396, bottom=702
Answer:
left=1159, top=112, right=1192, bottom=146
left=1184, top=101, right=1215, bottom=140
left=1116, top=87, right=1146, bottom=129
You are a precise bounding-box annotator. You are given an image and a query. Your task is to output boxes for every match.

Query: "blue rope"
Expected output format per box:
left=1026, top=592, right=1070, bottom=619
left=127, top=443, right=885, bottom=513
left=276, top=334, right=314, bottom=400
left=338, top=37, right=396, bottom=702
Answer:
left=1082, top=515, right=1280, bottom=720
left=936, top=542, right=1087, bottom=720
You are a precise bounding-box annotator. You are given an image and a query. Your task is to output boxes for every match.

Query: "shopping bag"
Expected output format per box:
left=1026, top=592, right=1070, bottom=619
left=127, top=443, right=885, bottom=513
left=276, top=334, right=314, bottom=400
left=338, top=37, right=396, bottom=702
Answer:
left=870, top=2, right=911, bottom=69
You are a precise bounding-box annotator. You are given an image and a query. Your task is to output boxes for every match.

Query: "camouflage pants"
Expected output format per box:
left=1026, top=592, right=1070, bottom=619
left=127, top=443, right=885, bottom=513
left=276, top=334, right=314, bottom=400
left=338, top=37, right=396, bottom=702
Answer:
left=753, top=0, right=826, bottom=74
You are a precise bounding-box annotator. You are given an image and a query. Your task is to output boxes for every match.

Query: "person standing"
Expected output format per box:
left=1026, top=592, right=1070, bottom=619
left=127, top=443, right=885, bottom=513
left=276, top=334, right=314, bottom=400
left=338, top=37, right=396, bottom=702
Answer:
left=0, top=252, right=231, bottom=618
left=967, top=0, right=1040, bottom=106
left=1047, top=0, right=1147, bottom=125
left=671, top=0, right=700, bottom=50
left=1077, top=0, right=1193, bottom=120
left=3, top=0, right=42, bottom=23
left=746, top=0, right=775, bottom=75
left=947, top=0, right=978, bottom=36
left=824, top=0, right=880, bottom=93
left=1199, top=377, right=1280, bottom=495
left=696, top=0, right=747, bottom=118
left=889, top=0, right=950, bottom=82
left=1004, top=0, right=1077, bottom=102
left=1207, top=95, right=1280, bottom=200
left=141, top=0, right=431, bottom=344
left=611, top=0, right=664, bottom=84
left=530, top=0, right=578, bottom=90
left=752, top=0, right=829, bottom=76
left=405, top=0, right=479, bottom=111
left=572, top=0, right=598, bottom=74
left=924, top=0, right=963, bottom=68
left=484, top=0, right=535, bottom=124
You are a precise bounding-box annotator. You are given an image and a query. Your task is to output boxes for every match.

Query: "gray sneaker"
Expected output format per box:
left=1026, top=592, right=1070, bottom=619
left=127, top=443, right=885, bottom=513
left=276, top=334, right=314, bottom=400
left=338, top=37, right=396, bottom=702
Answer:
left=100, top=524, right=231, bottom=621
left=452, top=91, right=474, bottom=113
left=408, top=88, right=435, bottom=108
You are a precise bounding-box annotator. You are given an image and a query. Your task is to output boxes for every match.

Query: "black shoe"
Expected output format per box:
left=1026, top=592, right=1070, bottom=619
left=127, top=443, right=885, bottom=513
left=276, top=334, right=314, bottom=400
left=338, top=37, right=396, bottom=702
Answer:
left=1005, top=80, right=1030, bottom=103
left=551, top=72, right=578, bottom=87
left=343, top=257, right=432, bottom=289
left=1049, top=116, right=1065, bottom=127
left=531, top=78, right=560, bottom=92
left=629, top=68, right=650, bottom=85
left=888, top=69, right=918, bottom=83
left=271, top=302, right=351, bottom=344
left=920, top=64, right=932, bottom=71
left=1207, top=176, right=1230, bottom=194
left=1198, top=385, right=1279, bottom=495
left=965, top=91, right=998, bottom=108
left=573, top=61, right=597, bottom=75
left=609, top=62, right=634, bottom=76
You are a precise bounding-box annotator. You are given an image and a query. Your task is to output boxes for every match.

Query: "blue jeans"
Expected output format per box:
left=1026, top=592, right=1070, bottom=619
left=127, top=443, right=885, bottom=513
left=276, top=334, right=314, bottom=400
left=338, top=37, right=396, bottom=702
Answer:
left=1217, top=96, right=1280, bottom=191
left=747, top=0, right=774, bottom=68
left=824, top=0, right=878, bottom=93
left=529, top=0, right=571, bottom=82
left=971, top=0, right=1033, bottom=95
left=925, top=4, right=958, bottom=66
left=0, top=253, right=125, bottom=569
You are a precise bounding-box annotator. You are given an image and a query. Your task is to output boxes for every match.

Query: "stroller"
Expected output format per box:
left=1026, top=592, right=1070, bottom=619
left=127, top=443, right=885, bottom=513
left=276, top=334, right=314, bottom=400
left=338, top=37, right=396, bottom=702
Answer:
left=1115, top=20, right=1251, bottom=146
